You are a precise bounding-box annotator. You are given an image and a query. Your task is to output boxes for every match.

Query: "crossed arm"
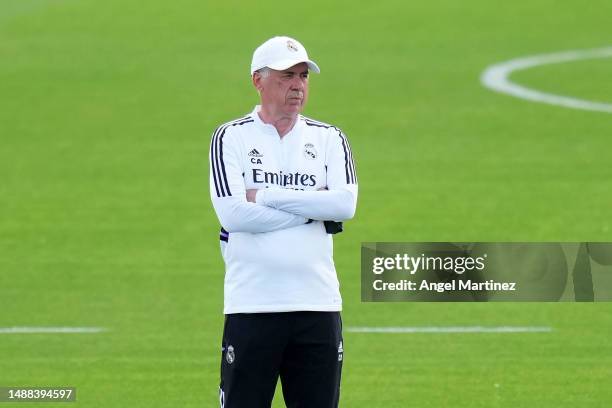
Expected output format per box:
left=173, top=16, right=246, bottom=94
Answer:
left=248, top=187, right=357, bottom=222
left=212, top=187, right=356, bottom=234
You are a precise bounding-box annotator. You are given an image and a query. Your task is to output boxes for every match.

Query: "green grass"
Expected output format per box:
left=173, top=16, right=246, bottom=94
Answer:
left=512, top=57, right=612, bottom=103
left=1, top=0, right=611, bottom=406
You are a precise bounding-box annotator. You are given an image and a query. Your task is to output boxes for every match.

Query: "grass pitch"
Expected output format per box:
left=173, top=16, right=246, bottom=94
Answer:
left=1, top=0, right=611, bottom=406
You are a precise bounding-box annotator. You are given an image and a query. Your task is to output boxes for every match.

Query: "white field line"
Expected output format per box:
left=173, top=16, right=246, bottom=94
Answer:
left=347, top=326, right=552, bottom=333
left=0, top=327, right=107, bottom=334
left=480, top=46, right=612, bottom=113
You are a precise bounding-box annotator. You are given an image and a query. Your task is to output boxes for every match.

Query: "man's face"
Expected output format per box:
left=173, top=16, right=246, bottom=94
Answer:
left=255, top=62, right=309, bottom=116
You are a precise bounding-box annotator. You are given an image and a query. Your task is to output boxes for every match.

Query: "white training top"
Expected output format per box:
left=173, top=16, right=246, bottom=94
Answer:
left=209, top=106, right=358, bottom=314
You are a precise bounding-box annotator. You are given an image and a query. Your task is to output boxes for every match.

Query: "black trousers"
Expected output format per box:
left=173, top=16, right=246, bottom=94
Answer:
left=219, top=312, right=343, bottom=408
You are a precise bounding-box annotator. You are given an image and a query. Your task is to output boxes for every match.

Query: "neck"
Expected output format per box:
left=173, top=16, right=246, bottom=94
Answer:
left=258, top=106, right=299, bottom=138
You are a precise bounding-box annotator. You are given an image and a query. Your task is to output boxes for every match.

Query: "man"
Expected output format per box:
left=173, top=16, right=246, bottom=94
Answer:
left=209, top=35, right=357, bottom=408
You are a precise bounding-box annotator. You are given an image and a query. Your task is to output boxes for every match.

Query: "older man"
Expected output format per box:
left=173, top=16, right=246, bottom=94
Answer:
left=209, top=35, right=357, bottom=408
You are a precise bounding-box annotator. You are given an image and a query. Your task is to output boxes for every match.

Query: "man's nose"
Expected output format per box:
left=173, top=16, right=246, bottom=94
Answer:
left=290, top=76, right=305, bottom=90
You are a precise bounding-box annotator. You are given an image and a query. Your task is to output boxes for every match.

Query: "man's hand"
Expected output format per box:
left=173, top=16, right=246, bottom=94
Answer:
left=246, top=189, right=258, bottom=203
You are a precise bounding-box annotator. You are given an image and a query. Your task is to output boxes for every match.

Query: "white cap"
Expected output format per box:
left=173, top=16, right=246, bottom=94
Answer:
left=250, top=36, right=320, bottom=75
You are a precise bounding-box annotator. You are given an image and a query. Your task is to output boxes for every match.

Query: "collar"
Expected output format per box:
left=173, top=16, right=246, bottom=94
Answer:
left=250, top=105, right=303, bottom=137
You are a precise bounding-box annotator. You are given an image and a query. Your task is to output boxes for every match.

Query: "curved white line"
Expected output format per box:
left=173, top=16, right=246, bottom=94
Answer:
left=481, top=47, right=612, bottom=113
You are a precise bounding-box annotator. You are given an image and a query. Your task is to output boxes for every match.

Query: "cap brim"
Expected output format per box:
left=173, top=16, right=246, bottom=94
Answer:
left=265, top=59, right=320, bottom=74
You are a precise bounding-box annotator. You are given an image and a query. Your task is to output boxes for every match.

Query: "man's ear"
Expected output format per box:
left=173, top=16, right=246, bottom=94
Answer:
left=252, top=73, right=263, bottom=92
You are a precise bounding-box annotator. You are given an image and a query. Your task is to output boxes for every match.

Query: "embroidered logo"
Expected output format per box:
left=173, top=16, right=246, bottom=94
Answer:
left=337, top=341, right=343, bottom=362
left=287, top=40, right=299, bottom=52
left=226, top=345, right=235, bottom=364
left=303, top=143, right=317, bottom=160
left=248, top=148, right=263, bottom=158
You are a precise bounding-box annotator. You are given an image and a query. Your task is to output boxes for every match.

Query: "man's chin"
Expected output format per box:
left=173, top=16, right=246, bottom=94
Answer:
left=285, top=105, right=303, bottom=115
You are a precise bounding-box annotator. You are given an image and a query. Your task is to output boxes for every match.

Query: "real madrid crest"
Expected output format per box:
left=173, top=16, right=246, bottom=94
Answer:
left=226, top=345, right=235, bottom=364
left=286, top=40, right=298, bottom=52
left=303, top=143, right=317, bottom=160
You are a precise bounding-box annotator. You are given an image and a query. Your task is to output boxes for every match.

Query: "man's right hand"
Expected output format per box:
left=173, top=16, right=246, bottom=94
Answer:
left=246, top=189, right=258, bottom=203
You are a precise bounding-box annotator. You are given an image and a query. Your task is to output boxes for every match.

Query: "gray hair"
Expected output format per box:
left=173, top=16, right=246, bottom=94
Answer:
left=255, top=67, right=271, bottom=78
